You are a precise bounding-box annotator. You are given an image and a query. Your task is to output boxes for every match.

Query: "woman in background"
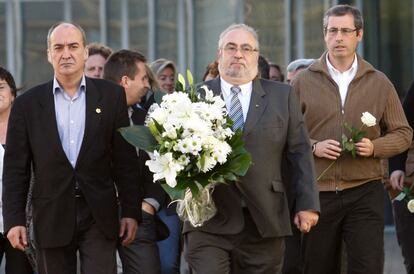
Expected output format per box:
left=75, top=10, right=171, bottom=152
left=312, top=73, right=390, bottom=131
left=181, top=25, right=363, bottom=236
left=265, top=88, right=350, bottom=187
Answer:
left=0, top=66, right=34, bottom=273
left=150, top=59, right=176, bottom=94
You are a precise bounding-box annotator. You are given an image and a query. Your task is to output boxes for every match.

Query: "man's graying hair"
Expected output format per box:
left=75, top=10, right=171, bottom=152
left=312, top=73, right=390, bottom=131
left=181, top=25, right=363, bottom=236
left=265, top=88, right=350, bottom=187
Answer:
left=218, top=23, right=259, bottom=50
left=47, top=22, right=87, bottom=48
left=323, top=5, right=364, bottom=31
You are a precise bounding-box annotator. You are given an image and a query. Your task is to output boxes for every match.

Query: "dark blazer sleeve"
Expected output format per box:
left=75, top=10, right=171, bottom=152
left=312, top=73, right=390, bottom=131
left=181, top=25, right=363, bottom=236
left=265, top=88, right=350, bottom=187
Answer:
left=389, top=82, right=414, bottom=173
left=111, top=86, right=143, bottom=221
left=3, top=93, right=32, bottom=231
left=286, top=88, right=320, bottom=213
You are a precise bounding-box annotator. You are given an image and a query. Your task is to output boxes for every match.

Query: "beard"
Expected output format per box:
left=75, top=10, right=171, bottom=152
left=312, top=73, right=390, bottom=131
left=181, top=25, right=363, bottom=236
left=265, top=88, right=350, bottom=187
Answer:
left=219, top=62, right=257, bottom=80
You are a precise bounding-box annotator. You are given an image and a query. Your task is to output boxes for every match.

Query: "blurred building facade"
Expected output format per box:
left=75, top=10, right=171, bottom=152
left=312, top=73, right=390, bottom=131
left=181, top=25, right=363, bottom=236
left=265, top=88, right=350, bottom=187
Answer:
left=0, top=0, right=413, bottom=97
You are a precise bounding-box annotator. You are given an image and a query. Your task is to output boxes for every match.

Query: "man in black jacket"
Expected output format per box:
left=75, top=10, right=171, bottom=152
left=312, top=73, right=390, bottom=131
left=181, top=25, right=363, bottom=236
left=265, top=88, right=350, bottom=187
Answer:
left=3, top=22, right=142, bottom=274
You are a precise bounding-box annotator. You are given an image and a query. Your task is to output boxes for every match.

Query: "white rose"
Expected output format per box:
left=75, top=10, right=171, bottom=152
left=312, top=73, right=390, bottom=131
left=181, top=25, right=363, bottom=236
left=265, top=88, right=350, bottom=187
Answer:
left=361, top=112, right=376, bottom=127
left=407, top=199, right=414, bottom=213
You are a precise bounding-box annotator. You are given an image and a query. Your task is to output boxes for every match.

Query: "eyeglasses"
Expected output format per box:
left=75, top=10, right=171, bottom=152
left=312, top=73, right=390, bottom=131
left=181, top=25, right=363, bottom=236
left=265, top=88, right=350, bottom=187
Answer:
left=222, top=44, right=258, bottom=56
left=325, top=28, right=359, bottom=36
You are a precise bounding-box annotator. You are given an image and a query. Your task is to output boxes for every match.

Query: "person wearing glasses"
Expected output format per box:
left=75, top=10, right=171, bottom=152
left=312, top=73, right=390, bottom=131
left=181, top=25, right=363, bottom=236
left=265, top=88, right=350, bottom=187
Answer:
left=292, top=5, right=412, bottom=273
left=183, top=23, right=320, bottom=274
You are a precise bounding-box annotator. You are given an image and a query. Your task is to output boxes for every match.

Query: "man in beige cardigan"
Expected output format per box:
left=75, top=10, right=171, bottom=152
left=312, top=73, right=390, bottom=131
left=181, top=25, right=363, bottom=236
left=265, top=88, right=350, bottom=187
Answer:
left=292, top=4, right=412, bottom=274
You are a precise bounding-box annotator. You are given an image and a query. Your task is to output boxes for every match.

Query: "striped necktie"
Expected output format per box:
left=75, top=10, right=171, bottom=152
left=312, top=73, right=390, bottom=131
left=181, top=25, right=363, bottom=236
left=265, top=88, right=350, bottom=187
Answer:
left=229, top=86, right=244, bottom=131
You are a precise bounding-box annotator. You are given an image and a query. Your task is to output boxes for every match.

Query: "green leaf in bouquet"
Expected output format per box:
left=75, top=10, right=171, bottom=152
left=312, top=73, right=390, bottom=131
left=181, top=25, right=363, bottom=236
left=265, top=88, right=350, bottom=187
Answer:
left=161, top=184, right=186, bottom=201
left=118, top=125, right=157, bottom=151
left=343, top=123, right=353, bottom=133
left=153, top=90, right=165, bottom=104
left=177, top=73, right=186, bottom=91
left=186, top=70, right=194, bottom=86
left=343, top=141, right=354, bottom=152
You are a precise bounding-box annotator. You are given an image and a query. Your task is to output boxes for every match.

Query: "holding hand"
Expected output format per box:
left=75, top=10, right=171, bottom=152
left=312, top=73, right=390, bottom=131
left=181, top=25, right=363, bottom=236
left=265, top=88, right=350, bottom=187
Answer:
left=356, top=137, right=374, bottom=157
left=314, top=139, right=341, bottom=160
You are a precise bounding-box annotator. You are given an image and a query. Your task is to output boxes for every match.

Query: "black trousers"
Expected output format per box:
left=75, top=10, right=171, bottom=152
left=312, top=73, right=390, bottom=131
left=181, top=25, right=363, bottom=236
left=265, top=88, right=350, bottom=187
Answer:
left=393, top=199, right=414, bottom=274
left=185, top=208, right=285, bottom=274
left=0, top=233, right=34, bottom=274
left=36, top=197, right=117, bottom=274
left=302, top=180, right=384, bottom=274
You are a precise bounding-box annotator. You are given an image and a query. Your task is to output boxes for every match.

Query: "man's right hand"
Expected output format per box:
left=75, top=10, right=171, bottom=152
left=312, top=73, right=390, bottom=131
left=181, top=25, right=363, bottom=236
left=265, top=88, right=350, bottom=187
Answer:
left=314, top=139, right=342, bottom=160
left=390, top=170, right=405, bottom=191
left=7, top=226, right=28, bottom=251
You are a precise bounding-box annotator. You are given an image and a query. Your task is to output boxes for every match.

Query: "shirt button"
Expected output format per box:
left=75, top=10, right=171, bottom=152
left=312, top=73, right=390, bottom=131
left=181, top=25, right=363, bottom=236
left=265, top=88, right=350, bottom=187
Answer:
left=70, top=140, right=74, bottom=144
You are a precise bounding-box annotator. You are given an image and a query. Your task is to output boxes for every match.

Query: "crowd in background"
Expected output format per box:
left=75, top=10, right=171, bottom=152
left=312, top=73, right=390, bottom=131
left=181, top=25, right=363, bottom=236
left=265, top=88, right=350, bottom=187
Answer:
left=1, top=3, right=414, bottom=274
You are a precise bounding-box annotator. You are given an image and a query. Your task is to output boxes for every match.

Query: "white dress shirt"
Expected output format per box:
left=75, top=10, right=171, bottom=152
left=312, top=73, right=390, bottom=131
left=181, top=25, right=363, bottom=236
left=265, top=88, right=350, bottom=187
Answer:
left=326, top=53, right=358, bottom=109
left=220, top=77, right=252, bottom=122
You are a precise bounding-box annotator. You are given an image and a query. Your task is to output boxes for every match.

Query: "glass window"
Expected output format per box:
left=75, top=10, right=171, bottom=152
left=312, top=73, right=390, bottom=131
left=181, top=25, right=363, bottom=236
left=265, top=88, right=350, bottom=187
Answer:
left=0, top=3, right=5, bottom=67
left=245, top=0, right=285, bottom=69
left=72, top=0, right=101, bottom=44
left=303, top=0, right=325, bottom=59
left=107, top=0, right=122, bottom=49
left=193, top=0, right=237, bottom=81
left=129, top=0, right=148, bottom=55
left=21, top=1, right=64, bottom=89
left=155, top=0, right=177, bottom=62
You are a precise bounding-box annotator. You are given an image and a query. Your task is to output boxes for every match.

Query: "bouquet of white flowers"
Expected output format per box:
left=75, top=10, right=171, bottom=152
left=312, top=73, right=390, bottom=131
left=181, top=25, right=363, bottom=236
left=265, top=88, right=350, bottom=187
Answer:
left=119, top=71, right=252, bottom=226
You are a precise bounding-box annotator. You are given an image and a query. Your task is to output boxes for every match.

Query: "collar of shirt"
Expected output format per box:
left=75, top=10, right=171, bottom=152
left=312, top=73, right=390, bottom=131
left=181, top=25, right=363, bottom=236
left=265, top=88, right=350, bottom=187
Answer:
left=52, top=75, right=86, bottom=98
left=220, top=77, right=252, bottom=99
left=220, top=77, right=252, bottom=122
left=326, top=53, right=358, bottom=80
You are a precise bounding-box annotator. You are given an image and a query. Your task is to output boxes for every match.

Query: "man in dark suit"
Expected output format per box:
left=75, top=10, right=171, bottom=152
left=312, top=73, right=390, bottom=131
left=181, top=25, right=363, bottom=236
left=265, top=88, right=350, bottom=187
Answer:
left=184, top=23, right=320, bottom=274
left=103, top=49, right=169, bottom=274
left=2, top=22, right=142, bottom=274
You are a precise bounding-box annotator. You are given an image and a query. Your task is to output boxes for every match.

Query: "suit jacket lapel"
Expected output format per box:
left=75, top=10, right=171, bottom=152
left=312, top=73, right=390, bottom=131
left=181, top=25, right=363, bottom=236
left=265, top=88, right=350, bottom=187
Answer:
left=76, top=78, right=103, bottom=166
left=243, top=79, right=267, bottom=136
left=38, top=81, right=70, bottom=163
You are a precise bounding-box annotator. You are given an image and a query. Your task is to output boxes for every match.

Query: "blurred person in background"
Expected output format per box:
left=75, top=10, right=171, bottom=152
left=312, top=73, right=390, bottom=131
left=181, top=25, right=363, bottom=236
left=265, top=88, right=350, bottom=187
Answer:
left=286, top=59, right=314, bottom=84
left=0, top=66, right=34, bottom=274
left=269, top=63, right=285, bottom=82
left=258, top=55, right=270, bottom=79
left=150, top=59, right=176, bottom=94
left=202, top=61, right=219, bottom=81
left=85, top=42, right=113, bottom=79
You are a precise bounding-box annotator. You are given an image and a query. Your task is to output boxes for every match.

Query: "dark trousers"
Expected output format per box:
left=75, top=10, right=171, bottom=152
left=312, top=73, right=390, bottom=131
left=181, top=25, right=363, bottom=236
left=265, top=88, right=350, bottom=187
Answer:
left=282, top=225, right=302, bottom=274
left=185, top=208, right=285, bottom=274
left=302, top=180, right=384, bottom=274
left=393, top=199, right=414, bottom=274
left=36, top=197, right=117, bottom=274
left=0, top=233, right=34, bottom=274
left=118, top=210, right=161, bottom=274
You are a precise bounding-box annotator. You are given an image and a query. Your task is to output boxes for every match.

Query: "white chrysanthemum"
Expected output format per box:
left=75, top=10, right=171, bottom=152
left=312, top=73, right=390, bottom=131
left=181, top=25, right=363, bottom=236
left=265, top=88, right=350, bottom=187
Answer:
left=212, top=141, right=232, bottom=164
left=197, top=153, right=217, bottom=173
left=145, top=152, right=183, bottom=187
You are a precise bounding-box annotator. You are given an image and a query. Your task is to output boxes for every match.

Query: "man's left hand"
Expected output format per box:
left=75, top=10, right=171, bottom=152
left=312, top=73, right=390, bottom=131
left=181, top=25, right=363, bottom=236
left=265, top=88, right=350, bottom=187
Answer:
left=294, top=210, right=319, bottom=233
left=119, top=217, right=138, bottom=246
left=356, top=137, right=374, bottom=157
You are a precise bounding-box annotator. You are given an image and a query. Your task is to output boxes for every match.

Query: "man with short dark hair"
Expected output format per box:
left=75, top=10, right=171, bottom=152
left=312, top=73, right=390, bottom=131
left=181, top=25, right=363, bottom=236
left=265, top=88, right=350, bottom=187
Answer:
left=3, top=22, right=142, bottom=274
left=104, top=49, right=169, bottom=274
left=293, top=5, right=412, bottom=273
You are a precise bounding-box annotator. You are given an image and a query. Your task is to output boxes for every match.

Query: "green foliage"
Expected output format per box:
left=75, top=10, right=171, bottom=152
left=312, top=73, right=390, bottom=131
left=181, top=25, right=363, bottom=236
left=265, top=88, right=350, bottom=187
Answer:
left=118, top=125, right=157, bottom=151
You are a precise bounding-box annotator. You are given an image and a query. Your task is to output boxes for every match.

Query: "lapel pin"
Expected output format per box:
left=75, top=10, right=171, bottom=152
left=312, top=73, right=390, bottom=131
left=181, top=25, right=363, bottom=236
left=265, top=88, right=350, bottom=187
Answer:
left=255, top=104, right=259, bottom=108
left=96, top=108, right=101, bottom=114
